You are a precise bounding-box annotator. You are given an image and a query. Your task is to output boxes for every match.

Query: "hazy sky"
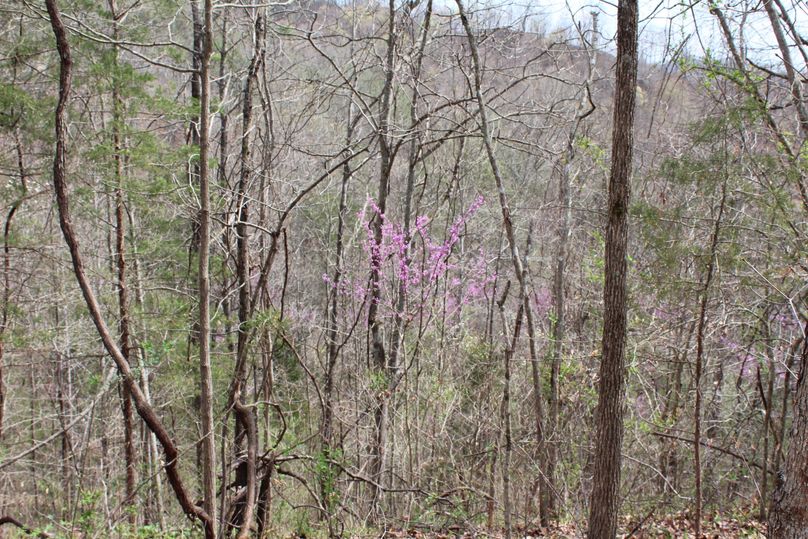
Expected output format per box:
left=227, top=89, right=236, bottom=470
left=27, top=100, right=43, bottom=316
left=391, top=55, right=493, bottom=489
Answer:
left=473, top=0, right=808, bottom=65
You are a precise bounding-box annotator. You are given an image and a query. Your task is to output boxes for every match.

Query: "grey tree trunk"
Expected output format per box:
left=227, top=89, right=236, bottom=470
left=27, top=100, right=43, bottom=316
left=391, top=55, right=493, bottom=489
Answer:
left=196, top=0, right=217, bottom=533
left=454, top=2, right=544, bottom=535
left=230, top=14, right=265, bottom=539
left=367, top=0, right=397, bottom=518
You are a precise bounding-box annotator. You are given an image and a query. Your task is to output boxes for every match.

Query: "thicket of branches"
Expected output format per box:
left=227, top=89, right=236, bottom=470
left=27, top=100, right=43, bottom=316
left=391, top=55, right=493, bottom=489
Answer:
left=0, top=0, right=805, bottom=537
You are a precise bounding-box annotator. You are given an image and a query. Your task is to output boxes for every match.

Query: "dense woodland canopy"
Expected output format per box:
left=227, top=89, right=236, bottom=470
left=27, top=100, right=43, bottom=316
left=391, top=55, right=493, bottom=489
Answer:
left=0, top=0, right=806, bottom=537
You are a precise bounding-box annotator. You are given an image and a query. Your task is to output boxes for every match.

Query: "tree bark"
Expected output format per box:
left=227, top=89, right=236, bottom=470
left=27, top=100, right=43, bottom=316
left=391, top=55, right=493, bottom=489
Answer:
left=367, top=0, right=397, bottom=517
left=188, top=0, right=203, bottom=256
left=197, top=0, right=217, bottom=532
left=770, top=337, right=808, bottom=538
left=762, top=0, right=808, bottom=141
left=107, top=0, right=137, bottom=524
left=230, top=14, right=265, bottom=539
left=586, top=0, right=638, bottom=537
left=497, top=289, right=524, bottom=539
left=693, top=179, right=727, bottom=537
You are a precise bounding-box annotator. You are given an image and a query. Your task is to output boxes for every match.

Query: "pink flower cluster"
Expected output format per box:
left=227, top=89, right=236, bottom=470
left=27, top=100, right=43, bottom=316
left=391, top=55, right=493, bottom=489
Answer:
left=324, top=195, right=495, bottom=320
left=533, top=287, right=553, bottom=318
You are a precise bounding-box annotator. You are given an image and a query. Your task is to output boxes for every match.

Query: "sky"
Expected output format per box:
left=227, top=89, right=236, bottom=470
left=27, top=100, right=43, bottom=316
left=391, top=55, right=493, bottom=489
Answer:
left=468, top=0, right=808, bottom=66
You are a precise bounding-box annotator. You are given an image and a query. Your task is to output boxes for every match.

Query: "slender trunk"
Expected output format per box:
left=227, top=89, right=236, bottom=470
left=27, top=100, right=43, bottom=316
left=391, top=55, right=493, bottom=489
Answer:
left=188, top=0, right=203, bottom=256
left=0, top=26, right=29, bottom=440
left=520, top=226, right=549, bottom=525
left=107, top=0, right=137, bottom=524
left=322, top=0, right=360, bottom=485
left=693, top=179, right=727, bottom=537
left=485, top=434, right=498, bottom=530
left=217, top=10, right=229, bottom=192
left=197, top=0, right=217, bottom=532
left=661, top=353, right=684, bottom=492
left=711, top=5, right=808, bottom=213
left=773, top=340, right=798, bottom=483
left=256, top=55, right=276, bottom=469
left=215, top=15, right=230, bottom=536
left=321, top=92, right=354, bottom=535
left=129, top=209, right=167, bottom=530
left=658, top=319, right=694, bottom=495
left=760, top=336, right=775, bottom=521
left=496, top=287, right=524, bottom=539
left=230, top=14, right=265, bottom=539
left=762, top=0, right=808, bottom=142
left=454, top=3, right=538, bottom=534
left=57, top=351, right=73, bottom=518
left=383, top=2, right=432, bottom=508
left=772, top=0, right=808, bottom=67
left=454, top=0, right=528, bottom=311
left=546, top=14, right=598, bottom=523
left=485, top=236, right=503, bottom=533
left=586, top=1, right=638, bottom=536
left=322, top=157, right=351, bottom=445
left=456, top=0, right=546, bottom=537
left=0, top=129, right=27, bottom=441
left=367, top=0, right=397, bottom=516
left=31, top=369, right=40, bottom=515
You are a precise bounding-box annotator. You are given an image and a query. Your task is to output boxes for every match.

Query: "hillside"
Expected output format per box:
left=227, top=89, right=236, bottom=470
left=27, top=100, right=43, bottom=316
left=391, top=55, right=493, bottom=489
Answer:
left=0, top=0, right=806, bottom=537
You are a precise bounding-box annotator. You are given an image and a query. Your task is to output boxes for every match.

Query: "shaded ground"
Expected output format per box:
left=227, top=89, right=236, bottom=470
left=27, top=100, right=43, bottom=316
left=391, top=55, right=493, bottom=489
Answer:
left=350, top=514, right=765, bottom=538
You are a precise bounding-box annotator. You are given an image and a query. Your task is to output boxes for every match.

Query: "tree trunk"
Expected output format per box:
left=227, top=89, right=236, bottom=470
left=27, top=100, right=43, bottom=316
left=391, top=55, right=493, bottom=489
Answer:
left=769, top=337, right=808, bottom=538
left=0, top=128, right=27, bottom=442
left=367, top=0, right=397, bottom=517
left=322, top=93, right=355, bottom=536
left=497, top=293, right=524, bottom=539
left=454, top=2, right=544, bottom=534
left=197, top=0, right=217, bottom=532
left=108, top=0, right=137, bottom=524
left=762, top=0, right=808, bottom=141
left=586, top=0, right=638, bottom=536
left=129, top=209, right=167, bottom=530
left=230, top=14, right=265, bottom=539
left=547, top=15, right=598, bottom=522
left=759, top=333, right=775, bottom=521
left=693, top=179, right=727, bottom=537
left=188, top=0, right=203, bottom=256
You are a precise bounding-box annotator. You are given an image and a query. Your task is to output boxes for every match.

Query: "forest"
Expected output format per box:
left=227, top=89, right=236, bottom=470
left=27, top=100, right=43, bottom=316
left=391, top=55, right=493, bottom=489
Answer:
left=0, top=0, right=806, bottom=537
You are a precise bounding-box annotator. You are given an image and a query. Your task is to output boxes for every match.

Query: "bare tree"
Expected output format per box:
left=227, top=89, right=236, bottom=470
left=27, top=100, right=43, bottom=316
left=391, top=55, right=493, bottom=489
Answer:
left=44, top=0, right=214, bottom=536
left=196, top=0, right=217, bottom=533
left=693, top=178, right=727, bottom=537
left=106, top=0, right=137, bottom=524
left=454, top=1, right=548, bottom=535
left=228, top=11, right=265, bottom=539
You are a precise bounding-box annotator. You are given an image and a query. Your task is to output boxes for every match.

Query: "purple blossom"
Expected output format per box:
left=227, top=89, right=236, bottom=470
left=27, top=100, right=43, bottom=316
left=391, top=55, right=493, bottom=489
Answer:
left=332, top=195, right=494, bottom=321
left=533, top=287, right=553, bottom=318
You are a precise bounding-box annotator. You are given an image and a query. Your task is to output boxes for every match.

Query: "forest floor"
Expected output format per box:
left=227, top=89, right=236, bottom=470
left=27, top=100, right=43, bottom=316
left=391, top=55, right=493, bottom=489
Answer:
left=357, top=514, right=765, bottom=538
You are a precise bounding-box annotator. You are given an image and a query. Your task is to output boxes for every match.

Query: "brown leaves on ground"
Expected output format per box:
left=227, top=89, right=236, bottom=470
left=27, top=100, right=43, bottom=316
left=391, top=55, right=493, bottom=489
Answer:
left=342, top=514, right=764, bottom=538
left=622, top=511, right=765, bottom=538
